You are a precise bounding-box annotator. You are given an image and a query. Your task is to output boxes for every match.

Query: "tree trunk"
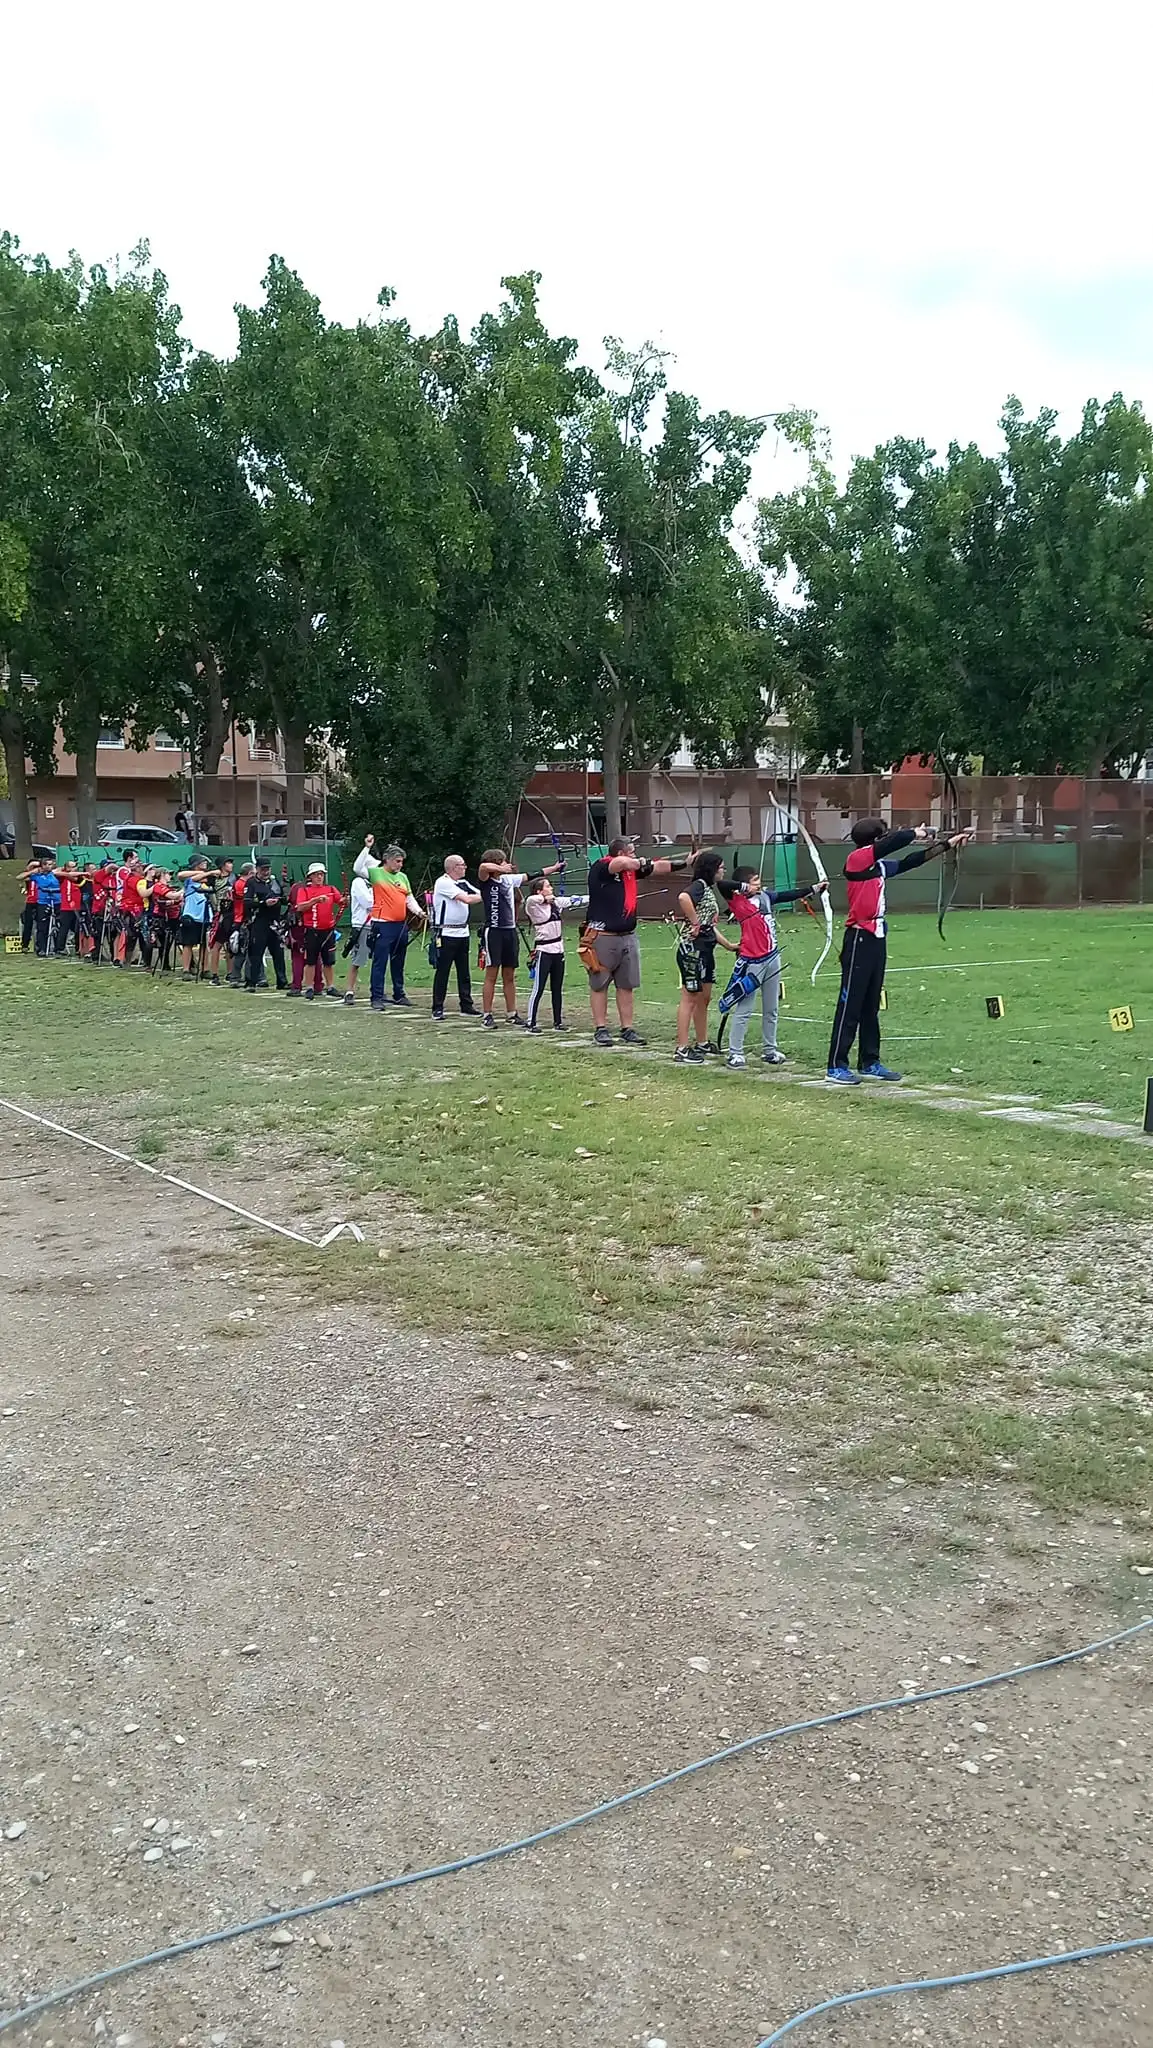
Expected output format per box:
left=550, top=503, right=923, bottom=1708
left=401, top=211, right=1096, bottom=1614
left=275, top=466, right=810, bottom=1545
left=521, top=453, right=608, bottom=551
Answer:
left=851, top=721, right=865, bottom=774
left=72, top=703, right=101, bottom=844
left=598, top=654, right=627, bottom=842
left=281, top=717, right=309, bottom=844
left=0, top=701, right=34, bottom=863
left=633, top=768, right=654, bottom=846
left=194, top=651, right=231, bottom=841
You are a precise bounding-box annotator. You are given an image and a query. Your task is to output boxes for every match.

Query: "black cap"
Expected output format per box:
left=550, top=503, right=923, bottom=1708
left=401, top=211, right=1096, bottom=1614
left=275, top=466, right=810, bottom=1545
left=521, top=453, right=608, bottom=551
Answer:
left=255, top=855, right=271, bottom=869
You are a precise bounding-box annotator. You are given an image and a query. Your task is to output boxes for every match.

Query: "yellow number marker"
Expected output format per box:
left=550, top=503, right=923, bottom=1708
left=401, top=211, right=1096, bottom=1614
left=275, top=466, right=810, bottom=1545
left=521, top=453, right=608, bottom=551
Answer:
left=1110, top=1007, right=1135, bottom=1033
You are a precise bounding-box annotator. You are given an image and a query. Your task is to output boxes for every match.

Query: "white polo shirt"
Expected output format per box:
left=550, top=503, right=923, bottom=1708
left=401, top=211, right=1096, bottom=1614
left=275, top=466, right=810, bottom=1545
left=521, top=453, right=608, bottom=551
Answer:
left=432, top=873, right=473, bottom=931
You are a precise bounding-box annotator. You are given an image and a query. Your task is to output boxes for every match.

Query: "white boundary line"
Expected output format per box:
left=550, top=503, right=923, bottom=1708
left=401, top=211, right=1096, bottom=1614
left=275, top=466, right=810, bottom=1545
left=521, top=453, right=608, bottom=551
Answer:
left=883, top=959, right=1051, bottom=973
left=0, top=1097, right=364, bottom=1250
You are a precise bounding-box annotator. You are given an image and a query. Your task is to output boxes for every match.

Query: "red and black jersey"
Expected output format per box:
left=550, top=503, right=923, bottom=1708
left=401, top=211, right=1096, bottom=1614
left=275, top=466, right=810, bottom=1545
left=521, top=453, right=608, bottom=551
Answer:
left=116, top=866, right=142, bottom=913
left=843, top=831, right=928, bottom=938
left=586, top=858, right=639, bottom=934
left=59, top=876, right=83, bottom=913
left=294, top=881, right=344, bottom=931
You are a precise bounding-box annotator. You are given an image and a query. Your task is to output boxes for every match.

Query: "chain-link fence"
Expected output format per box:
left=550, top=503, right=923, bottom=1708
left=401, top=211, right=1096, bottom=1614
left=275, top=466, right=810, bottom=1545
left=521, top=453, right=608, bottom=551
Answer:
left=516, top=773, right=1153, bottom=913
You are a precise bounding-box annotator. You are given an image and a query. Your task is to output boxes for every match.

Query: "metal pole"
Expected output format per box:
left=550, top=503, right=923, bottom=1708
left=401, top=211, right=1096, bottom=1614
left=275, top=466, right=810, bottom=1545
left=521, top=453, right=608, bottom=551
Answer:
left=231, top=720, right=240, bottom=846
left=188, top=719, right=197, bottom=845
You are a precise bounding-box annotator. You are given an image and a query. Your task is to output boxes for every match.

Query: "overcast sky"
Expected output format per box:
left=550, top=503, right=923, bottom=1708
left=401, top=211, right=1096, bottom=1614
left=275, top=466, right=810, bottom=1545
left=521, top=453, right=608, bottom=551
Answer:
left=6, top=0, right=1151, bottom=507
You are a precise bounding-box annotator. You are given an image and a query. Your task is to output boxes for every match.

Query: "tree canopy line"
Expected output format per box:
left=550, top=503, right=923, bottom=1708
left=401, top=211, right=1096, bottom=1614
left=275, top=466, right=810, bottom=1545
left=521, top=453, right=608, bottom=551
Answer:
left=2, top=231, right=1151, bottom=872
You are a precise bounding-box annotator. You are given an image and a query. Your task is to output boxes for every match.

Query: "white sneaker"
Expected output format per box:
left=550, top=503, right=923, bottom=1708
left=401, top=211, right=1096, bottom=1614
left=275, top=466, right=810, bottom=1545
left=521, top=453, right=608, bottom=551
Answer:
left=762, top=1049, right=789, bottom=1065
left=725, top=1051, right=747, bottom=1069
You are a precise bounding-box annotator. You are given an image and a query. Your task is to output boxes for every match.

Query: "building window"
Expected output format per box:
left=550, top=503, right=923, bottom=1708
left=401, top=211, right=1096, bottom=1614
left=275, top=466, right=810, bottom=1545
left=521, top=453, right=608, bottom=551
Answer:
left=250, top=730, right=282, bottom=761
left=153, top=730, right=182, bottom=751
left=98, top=727, right=125, bottom=749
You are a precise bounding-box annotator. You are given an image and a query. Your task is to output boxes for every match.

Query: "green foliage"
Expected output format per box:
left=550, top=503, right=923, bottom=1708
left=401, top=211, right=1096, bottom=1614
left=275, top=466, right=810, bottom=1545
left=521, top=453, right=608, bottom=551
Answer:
left=761, top=396, right=1153, bottom=774
left=558, top=347, right=792, bottom=834
left=341, top=273, right=596, bottom=867
left=7, top=208, right=1153, bottom=846
left=0, top=234, right=187, bottom=836
left=0, top=520, right=28, bottom=625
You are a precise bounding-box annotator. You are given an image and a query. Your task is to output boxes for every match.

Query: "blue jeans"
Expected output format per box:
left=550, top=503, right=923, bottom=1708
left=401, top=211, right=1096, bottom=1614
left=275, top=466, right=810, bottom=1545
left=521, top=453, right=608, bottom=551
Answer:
left=369, top=919, right=407, bottom=1003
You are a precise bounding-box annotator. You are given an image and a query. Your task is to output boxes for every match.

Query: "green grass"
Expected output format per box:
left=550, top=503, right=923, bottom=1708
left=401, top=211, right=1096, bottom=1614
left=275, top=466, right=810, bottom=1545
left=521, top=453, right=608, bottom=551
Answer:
left=3, top=910, right=1153, bottom=1516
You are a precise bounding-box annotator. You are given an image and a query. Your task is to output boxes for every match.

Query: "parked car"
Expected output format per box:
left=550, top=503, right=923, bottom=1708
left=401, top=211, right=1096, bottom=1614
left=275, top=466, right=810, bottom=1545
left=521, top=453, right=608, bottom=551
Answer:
left=253, top=819, right=331, bottom=844
left=0, top=825, right=56, bottom=861
left=97, top=824, right=182, bottom=846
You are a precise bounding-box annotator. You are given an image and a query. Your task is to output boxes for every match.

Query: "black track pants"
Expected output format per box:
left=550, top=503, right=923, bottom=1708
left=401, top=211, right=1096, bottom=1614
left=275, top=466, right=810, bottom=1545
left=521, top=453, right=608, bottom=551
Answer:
left=431, top=934, right=474, bottom=1012
left=527, top=951, right=565, bottom=1027
left=827, top=927, right=886, bottom=1072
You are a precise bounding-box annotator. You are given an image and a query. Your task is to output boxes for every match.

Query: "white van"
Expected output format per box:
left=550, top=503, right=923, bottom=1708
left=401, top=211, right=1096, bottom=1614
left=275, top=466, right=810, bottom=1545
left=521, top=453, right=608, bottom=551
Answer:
left=253, top=819, right=332, bottom=845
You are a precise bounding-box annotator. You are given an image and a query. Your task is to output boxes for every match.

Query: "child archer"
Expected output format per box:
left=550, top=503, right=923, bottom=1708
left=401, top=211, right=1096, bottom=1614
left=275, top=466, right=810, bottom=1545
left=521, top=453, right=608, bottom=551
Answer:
left=715, top=863, right=828, bottom=1068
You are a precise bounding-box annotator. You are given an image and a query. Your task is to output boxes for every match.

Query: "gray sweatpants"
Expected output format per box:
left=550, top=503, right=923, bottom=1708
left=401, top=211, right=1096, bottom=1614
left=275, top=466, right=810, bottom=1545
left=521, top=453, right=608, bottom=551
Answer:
left=727, top=952, right=782, bottom=1056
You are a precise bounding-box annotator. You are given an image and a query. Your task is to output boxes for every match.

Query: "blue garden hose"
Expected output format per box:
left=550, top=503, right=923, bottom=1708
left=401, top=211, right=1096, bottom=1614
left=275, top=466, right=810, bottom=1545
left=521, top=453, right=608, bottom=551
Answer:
left=756, top=1936, right=1153, bottom=2042
left=2, top=1615, right=1149, bottom=2037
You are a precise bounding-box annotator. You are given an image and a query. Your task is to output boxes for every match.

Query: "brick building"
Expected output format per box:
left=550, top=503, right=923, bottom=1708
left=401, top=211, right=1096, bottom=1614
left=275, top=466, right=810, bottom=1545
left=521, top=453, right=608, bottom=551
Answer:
left=22, top=725, right=324, bottom=843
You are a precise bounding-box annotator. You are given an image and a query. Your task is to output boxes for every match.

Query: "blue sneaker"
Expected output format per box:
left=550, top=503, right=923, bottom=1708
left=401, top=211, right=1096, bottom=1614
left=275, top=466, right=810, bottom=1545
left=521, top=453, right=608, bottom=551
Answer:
left=859, top=1063, right=903, bottom=1081
left=825, top=1066, right=861, bottom=1086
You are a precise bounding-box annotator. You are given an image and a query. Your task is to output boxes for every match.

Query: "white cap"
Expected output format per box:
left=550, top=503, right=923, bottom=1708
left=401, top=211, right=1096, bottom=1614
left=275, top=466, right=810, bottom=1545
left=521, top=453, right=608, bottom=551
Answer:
left=307, top=861, right=326, bottom=876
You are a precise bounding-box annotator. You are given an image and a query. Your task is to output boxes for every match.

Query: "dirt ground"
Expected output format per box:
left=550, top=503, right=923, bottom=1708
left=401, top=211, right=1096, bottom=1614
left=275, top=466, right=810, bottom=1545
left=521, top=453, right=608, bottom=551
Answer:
left=2, top=1120, right=1151, bottom=2048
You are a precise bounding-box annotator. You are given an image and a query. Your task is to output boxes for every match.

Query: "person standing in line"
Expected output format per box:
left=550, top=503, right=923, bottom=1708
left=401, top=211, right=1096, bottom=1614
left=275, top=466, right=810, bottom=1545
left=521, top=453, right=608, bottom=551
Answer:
left=77, top=862, right=96, bottom=957
left=225, top=863, right=254, bottom=986
left=53, top=859, right=83, bottom=956
left=19, top=862, right=39, bottom=951
left=342, top=861, right=375, bottom=1006
left=113, top=854, right=144, bottom=966
left=133, top=866, right=162, bottom=971
left=24, top=856, right=61, bottom=955
left=157, top=869, right=187, bottom=972
left=476, top=851, right=564, bottom=1029
left=523, top=874, right=587, bottom=1031
left=86, top=858, right=117, bottom=961
left=147, top=866, right=175, bottom=971
left=176, top=856, right=219, bottom=978
left=582, top=835, right=690, bottom=1047
left=292, top=862, right=346, bottom=1000
left=672, top=850, right=737, bottom=1063
left=352, top=837, right=426, bottom=1012
left=429, top=854, right=481, bottom=1019
left=715, top=864, right=827, bottom=1069
left=826, top=818, right=971, bottom=1085
left=284, top=872, right=324, bottom=998
left=243, top=856, right=288, bottom=992
left=204, top=858, right=236, bottom=984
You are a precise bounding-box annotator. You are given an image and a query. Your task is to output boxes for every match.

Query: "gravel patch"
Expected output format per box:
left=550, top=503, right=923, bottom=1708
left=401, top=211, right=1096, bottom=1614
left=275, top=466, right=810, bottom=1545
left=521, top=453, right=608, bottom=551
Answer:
left=1, top=1128, right=1152, bottom=2044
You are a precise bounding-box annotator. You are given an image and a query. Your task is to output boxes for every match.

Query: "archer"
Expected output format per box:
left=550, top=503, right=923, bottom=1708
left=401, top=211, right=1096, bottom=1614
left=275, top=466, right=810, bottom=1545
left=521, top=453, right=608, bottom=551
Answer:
left=826, top=819, right=973, bottom=1086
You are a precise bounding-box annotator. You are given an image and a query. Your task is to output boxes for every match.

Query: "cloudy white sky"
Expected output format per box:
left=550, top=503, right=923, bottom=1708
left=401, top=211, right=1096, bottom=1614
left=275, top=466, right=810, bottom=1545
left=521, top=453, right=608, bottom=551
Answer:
left=6, top=0, right=1152, bottom=504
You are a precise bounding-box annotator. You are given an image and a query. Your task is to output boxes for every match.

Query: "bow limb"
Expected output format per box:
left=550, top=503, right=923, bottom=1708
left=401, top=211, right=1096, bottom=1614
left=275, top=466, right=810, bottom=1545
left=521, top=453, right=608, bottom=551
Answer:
left=935, top=740, right=962, bottom=943
left=519, top=797, right=568, bottom=882
left=802, top=821, right=834, bottom=984
left=774, top=791, right=834, bottom=984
